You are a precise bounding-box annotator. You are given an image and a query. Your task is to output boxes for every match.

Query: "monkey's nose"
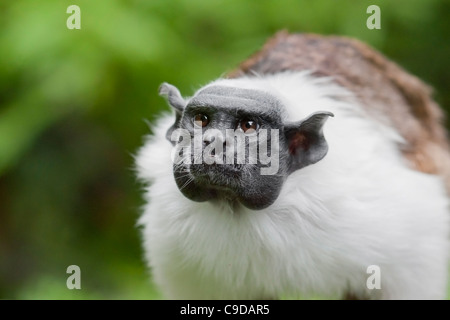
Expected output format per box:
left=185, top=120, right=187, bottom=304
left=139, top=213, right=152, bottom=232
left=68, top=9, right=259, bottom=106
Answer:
left=202, top=131, right=228, bottom=159
left=202, top=131, right=227, bottom=146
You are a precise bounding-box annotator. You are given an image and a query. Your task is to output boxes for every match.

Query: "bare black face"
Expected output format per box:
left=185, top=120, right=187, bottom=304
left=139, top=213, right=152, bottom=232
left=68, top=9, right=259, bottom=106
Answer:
left=172, top=86, right=288, bottom=210
left=160, top=83, right=333, bottom=211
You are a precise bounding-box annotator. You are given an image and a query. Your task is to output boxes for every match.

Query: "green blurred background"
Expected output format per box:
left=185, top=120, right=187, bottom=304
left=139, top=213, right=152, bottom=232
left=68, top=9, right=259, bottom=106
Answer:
left=0, top=0, right=449, bottom=299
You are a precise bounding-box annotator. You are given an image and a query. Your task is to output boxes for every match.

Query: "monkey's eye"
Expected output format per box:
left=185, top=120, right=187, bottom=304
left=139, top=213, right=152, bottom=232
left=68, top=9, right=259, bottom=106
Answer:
left=239, top=119, right=259, bottom=134
left=193, top=114, right=209, bottom=127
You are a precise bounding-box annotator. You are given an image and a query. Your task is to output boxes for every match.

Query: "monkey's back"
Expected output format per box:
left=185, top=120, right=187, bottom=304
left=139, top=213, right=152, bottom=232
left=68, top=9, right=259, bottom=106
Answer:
left=230, top=31, right=450, bottom=193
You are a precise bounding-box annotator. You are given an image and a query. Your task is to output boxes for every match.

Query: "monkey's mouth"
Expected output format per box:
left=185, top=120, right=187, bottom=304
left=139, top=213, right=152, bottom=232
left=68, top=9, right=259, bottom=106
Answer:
left=173, top=162, right=280, bottom=211
left=190, top=164, right=243, bottom=189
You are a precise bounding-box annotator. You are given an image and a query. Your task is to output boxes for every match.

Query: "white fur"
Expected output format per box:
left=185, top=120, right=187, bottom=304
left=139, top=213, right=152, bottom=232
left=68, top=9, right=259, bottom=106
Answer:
left=136, top=72, right=449, bottom=299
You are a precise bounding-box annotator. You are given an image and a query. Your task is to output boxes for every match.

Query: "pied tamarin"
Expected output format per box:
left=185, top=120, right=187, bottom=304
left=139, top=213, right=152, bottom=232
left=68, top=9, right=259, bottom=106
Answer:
left=136, top=31, right=450, bottom=299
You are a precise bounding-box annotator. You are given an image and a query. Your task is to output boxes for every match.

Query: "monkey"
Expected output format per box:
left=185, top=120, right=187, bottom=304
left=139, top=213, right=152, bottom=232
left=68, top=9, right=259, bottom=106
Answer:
left=135, top=32, right=450, bottom=300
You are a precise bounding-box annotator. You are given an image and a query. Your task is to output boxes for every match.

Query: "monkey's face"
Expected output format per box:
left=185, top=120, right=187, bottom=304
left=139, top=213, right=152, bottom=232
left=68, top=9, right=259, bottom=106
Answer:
left=170, top=87, right=287, bottom=210
left=161, top=83, right=332, bottom=210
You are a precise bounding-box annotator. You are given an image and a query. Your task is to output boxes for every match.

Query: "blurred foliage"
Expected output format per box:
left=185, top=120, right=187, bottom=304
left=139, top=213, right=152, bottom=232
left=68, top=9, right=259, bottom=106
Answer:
left=0, top=0, right=449, bottom=299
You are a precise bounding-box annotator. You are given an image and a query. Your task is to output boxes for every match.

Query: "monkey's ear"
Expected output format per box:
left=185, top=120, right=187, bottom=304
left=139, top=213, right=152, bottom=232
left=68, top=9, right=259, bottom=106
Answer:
left=284, top=111, right=334, bottom=172
left=159, top=83, right=187, bottom=143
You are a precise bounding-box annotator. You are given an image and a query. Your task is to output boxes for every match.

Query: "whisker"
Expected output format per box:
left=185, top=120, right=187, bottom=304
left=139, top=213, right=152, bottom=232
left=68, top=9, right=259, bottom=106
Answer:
left=175, top=173, right=192, bottom=180
left=179, top=176, right=194, bottom=191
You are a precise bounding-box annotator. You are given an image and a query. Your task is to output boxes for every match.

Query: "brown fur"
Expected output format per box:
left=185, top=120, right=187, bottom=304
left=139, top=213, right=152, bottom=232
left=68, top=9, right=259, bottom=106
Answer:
left=229, top=31, right=450, bottom=193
